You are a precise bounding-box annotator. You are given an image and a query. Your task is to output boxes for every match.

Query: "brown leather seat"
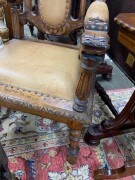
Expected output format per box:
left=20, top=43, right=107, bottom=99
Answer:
left=0, top=39, right=81, bottom=100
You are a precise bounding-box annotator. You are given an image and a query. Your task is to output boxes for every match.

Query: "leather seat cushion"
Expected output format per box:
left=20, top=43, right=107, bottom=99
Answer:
left=0, top=39, right=81, bottom=100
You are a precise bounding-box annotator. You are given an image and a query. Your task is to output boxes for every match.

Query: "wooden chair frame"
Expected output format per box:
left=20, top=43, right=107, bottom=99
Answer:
left=0, top=0, right=109, bottom=165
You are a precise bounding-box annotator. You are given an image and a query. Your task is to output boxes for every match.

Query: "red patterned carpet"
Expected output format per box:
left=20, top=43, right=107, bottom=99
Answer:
left=0, top=88, right=135, bottom=179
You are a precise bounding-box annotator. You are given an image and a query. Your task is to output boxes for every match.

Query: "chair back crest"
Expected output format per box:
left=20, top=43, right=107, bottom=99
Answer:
left=20, top=0, right=86, bottom=35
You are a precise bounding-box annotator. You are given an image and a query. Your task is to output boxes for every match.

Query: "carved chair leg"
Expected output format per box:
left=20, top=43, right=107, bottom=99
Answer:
left=67, top=129, right=82, bottom=165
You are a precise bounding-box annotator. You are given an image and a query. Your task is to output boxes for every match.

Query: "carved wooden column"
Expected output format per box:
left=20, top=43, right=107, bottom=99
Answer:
left=10, top=0, right=24, bottom=39
left=74, top=53, right=103, bottom=112
left=73, top=0, right=110, bottom=115
left=4, top=2, right=13, bottom=39
left=0, top=5, right=9, bottom=42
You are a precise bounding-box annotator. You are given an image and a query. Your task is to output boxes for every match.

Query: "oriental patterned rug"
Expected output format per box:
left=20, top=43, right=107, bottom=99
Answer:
left=0, top=88, right=135, bottom=180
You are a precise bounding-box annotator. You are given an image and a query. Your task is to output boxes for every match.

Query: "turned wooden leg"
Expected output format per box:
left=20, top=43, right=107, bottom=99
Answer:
left=67, top=129, right=82, bottom=164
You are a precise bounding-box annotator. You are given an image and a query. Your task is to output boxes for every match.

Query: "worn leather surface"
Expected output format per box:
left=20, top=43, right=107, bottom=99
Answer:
left=39, top=0, right=69, bottom=27
left=0, top=39, right=81, bottom=100
left=85, top=1, right=109, bottom=23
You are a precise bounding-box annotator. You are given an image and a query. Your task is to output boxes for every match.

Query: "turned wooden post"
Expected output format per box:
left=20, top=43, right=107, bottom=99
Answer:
left=73, top=0, right=110, bottom=113
left=0, top=5, right=9, bottom=42
left=74, top=53, right=103, bottom=112
left=10, top=1, right=24, bottom=39
left=4, top=2, right=13, bottom=39
left=67, top=129, right=82, bottom=164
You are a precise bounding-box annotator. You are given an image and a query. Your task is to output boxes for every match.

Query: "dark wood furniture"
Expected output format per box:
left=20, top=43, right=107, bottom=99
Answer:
left=106, top=0, right=135, bottom=82
left=84, top=13, right=135, bottom=179
left=114, top=14, right=135, bottom=82
left=0, top=0, right=110, bottom=165
left=0, top=143, right=12, bottom=180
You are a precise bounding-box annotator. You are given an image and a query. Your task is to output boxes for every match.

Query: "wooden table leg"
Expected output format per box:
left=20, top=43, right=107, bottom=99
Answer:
left=94, top=160, right=135, bottom=179
left=84, top=89, right=135, bottom=179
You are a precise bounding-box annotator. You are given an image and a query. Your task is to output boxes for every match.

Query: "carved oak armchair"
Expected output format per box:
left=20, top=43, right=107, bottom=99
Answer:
left=0, top=0, right=109, bottom=164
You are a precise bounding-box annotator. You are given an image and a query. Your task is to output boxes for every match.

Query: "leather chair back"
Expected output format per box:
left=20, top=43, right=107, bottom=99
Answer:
left=20, top=0, right=86, bottom=36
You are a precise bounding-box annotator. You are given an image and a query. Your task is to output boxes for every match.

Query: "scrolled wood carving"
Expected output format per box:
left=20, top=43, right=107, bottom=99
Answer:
left=81, top=30, right=110, bottom=49
left=17, top=0, right=84, bottom=36
left=81, top=17, right=110, bottom=49
left=81, top=1, right=110, bottom=50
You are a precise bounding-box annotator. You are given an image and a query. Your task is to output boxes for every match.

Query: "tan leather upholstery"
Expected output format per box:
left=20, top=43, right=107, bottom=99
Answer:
left=85, top=1, right=109, bottom=23
left=0, top=39, right=81, bottom=100
left=39, top=0, right=70, bottom=27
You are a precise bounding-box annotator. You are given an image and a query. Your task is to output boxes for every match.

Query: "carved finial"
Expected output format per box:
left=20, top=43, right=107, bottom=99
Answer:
left=82, top=0, right=110, bottom=50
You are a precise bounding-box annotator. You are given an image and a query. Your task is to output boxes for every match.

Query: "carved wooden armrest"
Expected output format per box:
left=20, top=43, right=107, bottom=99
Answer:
left=0, top=0, right=9, bottom=42
left=74, top=1, right=110, bottom=113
